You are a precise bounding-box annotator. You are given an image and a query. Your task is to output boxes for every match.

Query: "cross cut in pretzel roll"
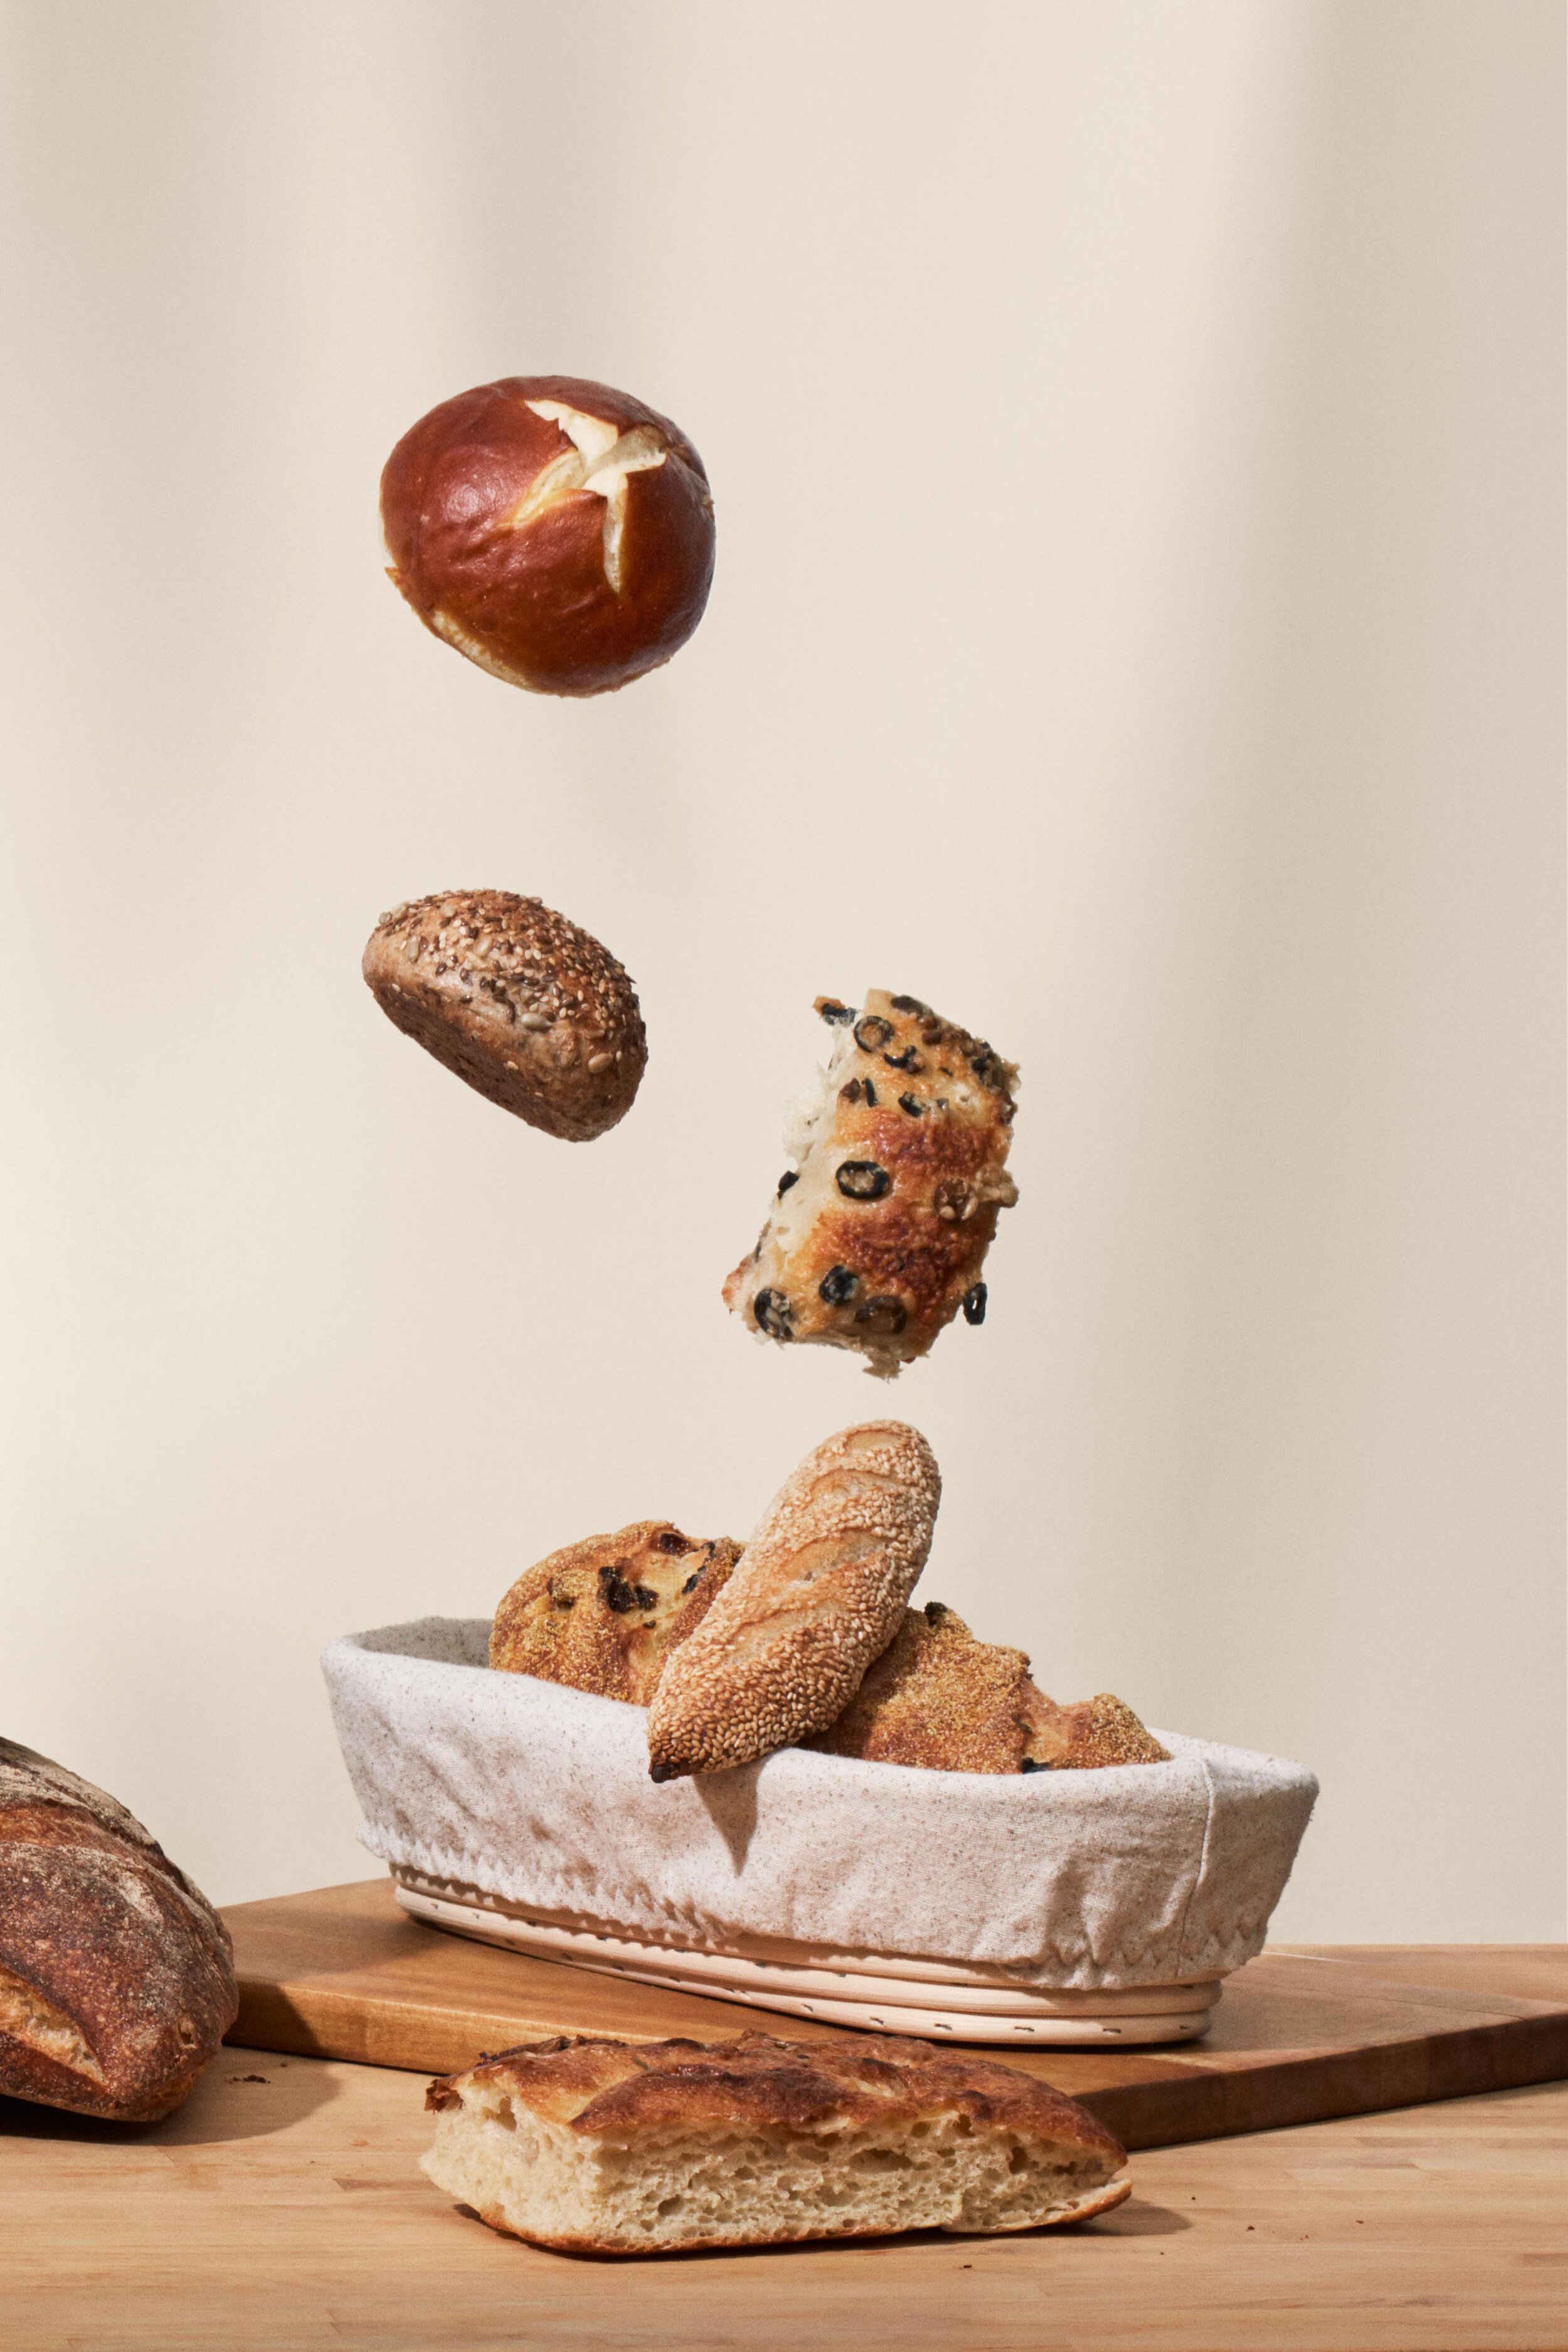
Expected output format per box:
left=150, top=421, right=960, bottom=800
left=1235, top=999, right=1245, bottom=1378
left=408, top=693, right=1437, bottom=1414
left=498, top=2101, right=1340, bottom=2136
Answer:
left=381, top=375, right=715, bottom=697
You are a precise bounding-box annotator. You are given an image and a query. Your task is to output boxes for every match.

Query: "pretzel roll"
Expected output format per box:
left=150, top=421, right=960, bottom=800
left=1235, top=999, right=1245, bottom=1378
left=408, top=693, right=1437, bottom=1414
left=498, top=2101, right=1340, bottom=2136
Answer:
left=380, top=375, right=715, bottom=697
left=645, top=1422, right=940, bottom=1781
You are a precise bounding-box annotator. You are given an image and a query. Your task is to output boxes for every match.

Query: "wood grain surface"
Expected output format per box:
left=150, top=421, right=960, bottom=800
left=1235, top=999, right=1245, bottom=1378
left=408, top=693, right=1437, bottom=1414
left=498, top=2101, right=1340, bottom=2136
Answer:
left=223, top=1879, right=1568, bottom=2152
left=3, top=2027, right=1565, bottom=2351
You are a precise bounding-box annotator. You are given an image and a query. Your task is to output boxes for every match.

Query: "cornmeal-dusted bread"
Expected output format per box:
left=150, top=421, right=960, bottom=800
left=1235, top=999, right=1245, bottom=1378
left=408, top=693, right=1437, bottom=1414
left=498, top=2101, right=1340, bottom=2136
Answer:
left=645, top=1423, right=940, bottom=1780
left=421, top=2029, right=1130, bottom=2253
left=490, top=1525, right=742, bottom=1705
left=1021, top=1691, right=1170, bottom=1772
left=0, top=1740, right=237, bottom=2122
left=363, top=889, right=645, bottom=1141
left=811, top=1605, right=1172, bottom=1775
left=724, top=990, right=1019, bottom=1377
left=809, top=1601, right=1044, bottom=1773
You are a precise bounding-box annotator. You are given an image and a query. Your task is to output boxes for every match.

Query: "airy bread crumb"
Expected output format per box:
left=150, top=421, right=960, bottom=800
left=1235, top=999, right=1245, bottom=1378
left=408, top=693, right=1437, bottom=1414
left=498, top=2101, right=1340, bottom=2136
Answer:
left=421, top=2030, right=1130, bottom=2254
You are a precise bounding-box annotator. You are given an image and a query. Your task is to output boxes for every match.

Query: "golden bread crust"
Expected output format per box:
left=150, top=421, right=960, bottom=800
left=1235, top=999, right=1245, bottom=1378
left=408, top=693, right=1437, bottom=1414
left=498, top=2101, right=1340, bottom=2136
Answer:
left=425, top=2030, right=1130, bottom=2254
left=363, top=889, right=645, bottom=1141
left=645, top=1422, right=941, bottom=1779
left=490, top=1525, right=741, bottom=1706
left=1021, top=1690, right=1170, bottom=1771
left=809, top=1601, right=1042, bottom=1772
left=724, top=990, right=1018, bottom=1376
left=380, top=375, right=714, bottom=697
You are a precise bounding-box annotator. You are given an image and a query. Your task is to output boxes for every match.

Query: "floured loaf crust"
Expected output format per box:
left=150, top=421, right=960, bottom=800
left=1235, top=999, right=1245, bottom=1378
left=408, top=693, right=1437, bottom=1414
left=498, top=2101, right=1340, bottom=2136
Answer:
left=490, top=1525, right=742, bottom=1707
left=723, top=990, right=1019, bottom=1377
left=421, top=2029, right=1130, bottom=2254
left=0, top=1740, right=237, bottom=2121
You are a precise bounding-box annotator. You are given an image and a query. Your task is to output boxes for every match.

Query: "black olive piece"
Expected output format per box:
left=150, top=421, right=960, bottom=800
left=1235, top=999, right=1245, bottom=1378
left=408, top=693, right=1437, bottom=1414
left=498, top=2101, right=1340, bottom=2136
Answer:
left=655, top=1529, right=691, bottom=1554
left=818, top=999, right=856, bottom=1025
left=891, top=994, right=926, bottom=1015
left=862, top=1078, right=877, bottom=1107
left=854, top=1295, right=908, bottom=1334
left=818, top=1264, right=859, bottom=1305
left=753, top=1287, right=793, bottom=1339
left=882, top=1046, right=923, bottom=1073
left=1020, top=1757, right=1055, bottom=1774
left=776, top=1170, right=798, bottom=1197
left=962, top=1282, right=988, bottom=1325
left=681, top=1572, right=701, bottom=1594
left=839, top=1079, right=862, bottom=1104
left=898, top=1093, right=925, bottom=1117
left=854, top=1015, right=894, bottom=1052
left=600, top=1564, right=659, bottom=1614
left=835, top=1160, right=891, bottom=1201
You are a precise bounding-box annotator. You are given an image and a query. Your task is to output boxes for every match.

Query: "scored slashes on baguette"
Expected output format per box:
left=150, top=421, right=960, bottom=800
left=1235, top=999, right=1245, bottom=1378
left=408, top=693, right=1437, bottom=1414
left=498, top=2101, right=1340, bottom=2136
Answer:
left=645, top=1421, right=940, bottom=1780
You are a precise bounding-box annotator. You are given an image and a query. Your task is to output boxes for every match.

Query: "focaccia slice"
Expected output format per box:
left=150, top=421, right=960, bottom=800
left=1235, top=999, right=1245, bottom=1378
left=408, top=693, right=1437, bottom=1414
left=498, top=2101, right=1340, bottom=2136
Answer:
left=421, top=2029, right=1130, bottom=2253
left=490, top=1524, right=742, bottom=1705
left=723, top=989, right=1019, bottom=1377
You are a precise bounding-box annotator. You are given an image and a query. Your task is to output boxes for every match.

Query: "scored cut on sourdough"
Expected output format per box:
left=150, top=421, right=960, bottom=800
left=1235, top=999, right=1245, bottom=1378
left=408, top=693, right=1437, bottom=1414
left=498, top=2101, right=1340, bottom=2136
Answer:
left=724, top=989, right=1019, bottom=1377
left=644, top=1422, right=940, bottom=1781
left=490, top=1525, right=743, bottom=1706
left=421, top=2029, right=1130, bottom=2254
left=0, top=1740, right=238, bottom=2122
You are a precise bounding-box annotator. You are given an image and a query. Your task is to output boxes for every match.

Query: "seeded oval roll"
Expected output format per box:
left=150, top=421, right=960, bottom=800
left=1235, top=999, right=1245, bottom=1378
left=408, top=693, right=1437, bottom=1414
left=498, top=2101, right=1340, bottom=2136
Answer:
left=724, top=989, right=1019, bottom=1377
left=363, top=889, right=646, bottom=1142
left=645, top=1422, right=940, bottom=1781
left=381, top=375, right=716, bottom=697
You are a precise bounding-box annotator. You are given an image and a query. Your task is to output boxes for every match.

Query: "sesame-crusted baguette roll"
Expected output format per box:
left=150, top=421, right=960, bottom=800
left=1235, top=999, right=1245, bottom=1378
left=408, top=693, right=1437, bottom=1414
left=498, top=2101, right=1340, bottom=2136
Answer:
left=645, top=1422, right=940, bottom=1781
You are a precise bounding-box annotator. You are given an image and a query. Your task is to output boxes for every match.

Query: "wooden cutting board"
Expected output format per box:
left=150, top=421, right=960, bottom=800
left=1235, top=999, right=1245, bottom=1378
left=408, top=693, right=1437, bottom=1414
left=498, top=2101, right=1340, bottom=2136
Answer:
left=222, top=1879, right=1568, bottom=2154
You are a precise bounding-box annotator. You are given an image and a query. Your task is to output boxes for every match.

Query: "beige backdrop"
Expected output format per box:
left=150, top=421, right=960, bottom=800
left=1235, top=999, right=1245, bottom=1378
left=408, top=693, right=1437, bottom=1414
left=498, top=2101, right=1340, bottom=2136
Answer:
left=1, top=0, right=1562, bottom=1937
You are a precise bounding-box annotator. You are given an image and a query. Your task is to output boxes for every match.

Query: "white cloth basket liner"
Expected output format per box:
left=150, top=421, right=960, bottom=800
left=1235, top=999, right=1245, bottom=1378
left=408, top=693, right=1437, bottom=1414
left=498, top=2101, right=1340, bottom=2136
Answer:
left=323, top=1618, right=1317, bottom=1992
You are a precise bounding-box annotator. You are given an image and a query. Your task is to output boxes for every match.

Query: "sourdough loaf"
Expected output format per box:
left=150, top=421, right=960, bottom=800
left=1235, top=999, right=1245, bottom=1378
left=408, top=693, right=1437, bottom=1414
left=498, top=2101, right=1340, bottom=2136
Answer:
left=645, top=1422, right=940, bottom=1780
left=422, top=2029, right=1130, bottom=2253
left=0, top=1739, right=237, bottom=2121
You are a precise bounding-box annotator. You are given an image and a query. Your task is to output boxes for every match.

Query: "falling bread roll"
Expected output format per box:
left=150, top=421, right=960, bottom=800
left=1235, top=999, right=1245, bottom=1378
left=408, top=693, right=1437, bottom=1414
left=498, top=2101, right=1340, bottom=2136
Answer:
left=724, top=990, right=1019, bottom=1377
left=645, top=1422, right=940, bottom=1780
left=363, top=889, right=646, bottom=1141
left=421, top=2028, right=1130, bottom=2254
left=380, top=374, right=715, bottom=697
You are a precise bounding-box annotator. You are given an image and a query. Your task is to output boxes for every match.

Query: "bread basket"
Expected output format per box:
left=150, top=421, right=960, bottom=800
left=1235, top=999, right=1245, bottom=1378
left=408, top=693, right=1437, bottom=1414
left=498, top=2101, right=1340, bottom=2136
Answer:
left=323, top=1619, right=1316, bottom=2047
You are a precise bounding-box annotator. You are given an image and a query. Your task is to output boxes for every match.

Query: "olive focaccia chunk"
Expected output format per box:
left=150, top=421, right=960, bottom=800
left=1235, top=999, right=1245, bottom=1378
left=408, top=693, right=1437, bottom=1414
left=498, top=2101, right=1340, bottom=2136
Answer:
left=810, top=1602, right=1172, bottom=1776
left=490, top=1525, right=743, bottom=1705
left=723, top=990, right=1019, bottom=1379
